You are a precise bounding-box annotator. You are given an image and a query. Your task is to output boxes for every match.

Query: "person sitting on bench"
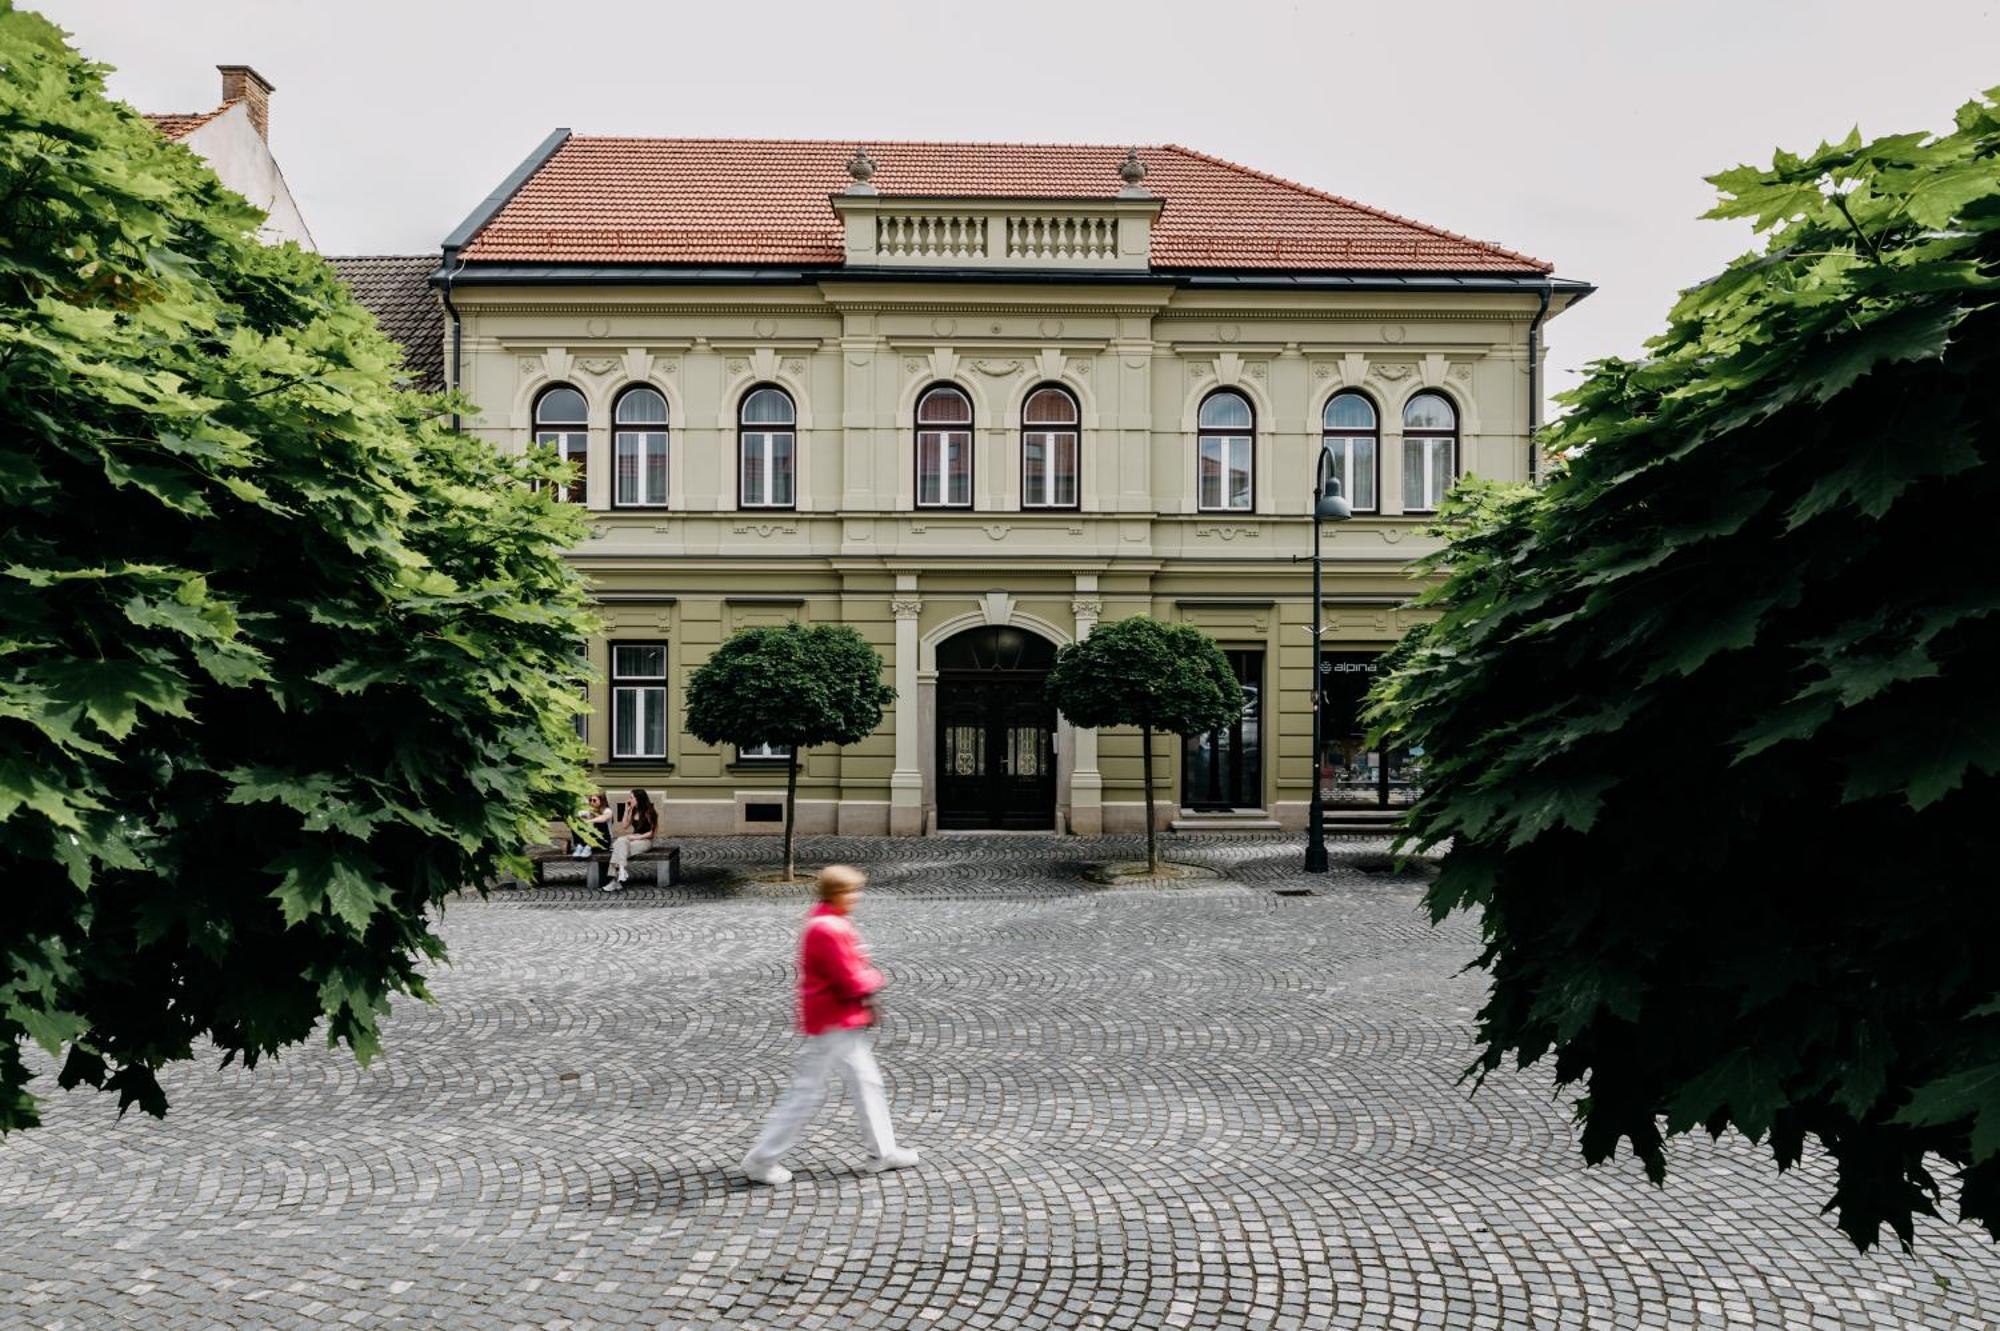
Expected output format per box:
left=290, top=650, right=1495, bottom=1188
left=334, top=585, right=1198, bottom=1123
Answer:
left=606, top=788, right=658, bottom=892
left=572, top=792, right=614, bottom=858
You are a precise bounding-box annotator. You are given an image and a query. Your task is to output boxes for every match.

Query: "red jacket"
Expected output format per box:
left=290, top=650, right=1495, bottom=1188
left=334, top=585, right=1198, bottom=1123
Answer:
left=796, top=903, right=883, bottom=1035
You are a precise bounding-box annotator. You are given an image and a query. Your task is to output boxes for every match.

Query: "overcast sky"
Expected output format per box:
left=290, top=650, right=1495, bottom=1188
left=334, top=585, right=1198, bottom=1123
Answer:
left=37, top=0, right=2000, bottom=410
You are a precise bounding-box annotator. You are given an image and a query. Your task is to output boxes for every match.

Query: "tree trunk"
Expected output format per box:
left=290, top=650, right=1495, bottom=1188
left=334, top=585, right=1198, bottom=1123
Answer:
left=1140, top=717, right=1158, bottom=875
left=784, top=747, right=800, bottom=881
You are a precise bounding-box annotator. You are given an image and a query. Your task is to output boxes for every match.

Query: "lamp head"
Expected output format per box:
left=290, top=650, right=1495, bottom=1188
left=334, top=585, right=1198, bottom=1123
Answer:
left=1315, top=476, right=1354, bottom=522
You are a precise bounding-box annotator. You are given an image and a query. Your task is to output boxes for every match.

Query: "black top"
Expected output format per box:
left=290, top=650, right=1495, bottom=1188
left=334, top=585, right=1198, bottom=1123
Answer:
left=629, top=804, right=656, bottom=837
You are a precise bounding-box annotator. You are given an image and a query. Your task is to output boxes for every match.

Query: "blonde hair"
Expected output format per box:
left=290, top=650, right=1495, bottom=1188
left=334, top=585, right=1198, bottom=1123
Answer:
left=817, top=864, right=865, bottom=901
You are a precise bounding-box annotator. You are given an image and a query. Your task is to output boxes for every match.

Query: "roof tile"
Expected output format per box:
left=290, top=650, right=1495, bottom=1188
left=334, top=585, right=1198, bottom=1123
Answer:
left=329, top=256, right=446, bottom=392
left=460, top=138, right=1551, bottom=274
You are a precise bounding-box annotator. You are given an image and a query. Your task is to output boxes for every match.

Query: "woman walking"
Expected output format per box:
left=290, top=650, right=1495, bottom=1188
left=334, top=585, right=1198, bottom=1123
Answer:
left=605, top=788, right=657, bottom=891
left=741, top=865, right=919, bottom=1184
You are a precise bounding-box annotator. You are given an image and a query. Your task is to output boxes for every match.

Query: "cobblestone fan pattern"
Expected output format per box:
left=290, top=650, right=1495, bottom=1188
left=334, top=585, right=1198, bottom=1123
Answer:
left=3, top=835, right=1997, bottom=1329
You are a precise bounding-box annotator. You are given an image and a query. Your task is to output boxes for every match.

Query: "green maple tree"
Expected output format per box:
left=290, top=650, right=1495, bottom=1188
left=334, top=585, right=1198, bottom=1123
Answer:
left=1372, top=90, right=2000, bottom=1249
left=0, top=6, right=594, bottom=1130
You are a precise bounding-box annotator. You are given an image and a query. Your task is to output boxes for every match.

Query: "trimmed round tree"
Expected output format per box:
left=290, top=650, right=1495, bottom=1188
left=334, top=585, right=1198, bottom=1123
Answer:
left=1045, top=617, right=1242, bottom=873
left=1, top=12, right=594, bottom=1131
left=683, top=623, right=894, bottom=880
left=1371, top=93, right=2000, bottom=1250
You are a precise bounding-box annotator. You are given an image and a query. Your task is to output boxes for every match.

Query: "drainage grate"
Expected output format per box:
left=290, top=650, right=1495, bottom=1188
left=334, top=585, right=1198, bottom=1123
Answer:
left=1275, top=888, right=1316, bottom=897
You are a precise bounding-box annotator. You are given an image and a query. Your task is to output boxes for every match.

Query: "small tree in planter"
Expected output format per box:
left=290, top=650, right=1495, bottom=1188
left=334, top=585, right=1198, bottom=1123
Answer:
left=684, top=623, right=894, bottom=880
left=1046, top=617, right=1243, bottom=874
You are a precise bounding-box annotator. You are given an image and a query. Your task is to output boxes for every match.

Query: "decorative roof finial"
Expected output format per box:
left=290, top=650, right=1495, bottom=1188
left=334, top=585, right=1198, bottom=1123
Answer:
left=845, top=146, right=878, bottom=195
left=1117, top=147, right=1149, bottom=197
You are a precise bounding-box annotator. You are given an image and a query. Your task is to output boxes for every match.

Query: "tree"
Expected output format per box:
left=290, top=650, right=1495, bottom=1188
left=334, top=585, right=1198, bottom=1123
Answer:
left=1046, top=617, right=1242, bottom=873
left=0, top=8, right=595, bottom=1132
left=1370, top=91, right=2000, bottom=1250
left=683, top=623, right=893, bottom=880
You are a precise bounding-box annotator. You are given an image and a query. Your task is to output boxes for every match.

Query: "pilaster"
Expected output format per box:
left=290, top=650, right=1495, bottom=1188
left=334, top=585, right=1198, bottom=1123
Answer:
left=1068, top=574, right=1103, bottom=835
left=889, top=575, right=924, bottom=836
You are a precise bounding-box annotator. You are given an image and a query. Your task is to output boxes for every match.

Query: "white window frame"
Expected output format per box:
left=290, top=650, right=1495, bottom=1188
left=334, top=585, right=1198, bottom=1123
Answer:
left=533, top=385, right=589, bottom=505
left=1321, top=393, right=1379, bottom=515
left=612, top=388, right=670, bottom=509
left=738, top=387, right=796, bottom=509
left=1401, top=393, right=1459, bottom=514
left=1021, top=386, right=1079, bottom=509
left=736, top=741, right=793, bottom=762
left=916, top=386, right=973, bottom=509
left=610, top=642, right=668, bottom=761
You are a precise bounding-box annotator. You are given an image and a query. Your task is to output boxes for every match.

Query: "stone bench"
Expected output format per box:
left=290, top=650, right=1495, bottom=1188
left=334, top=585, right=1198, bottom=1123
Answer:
left=531, top=844, right=682, bottom=891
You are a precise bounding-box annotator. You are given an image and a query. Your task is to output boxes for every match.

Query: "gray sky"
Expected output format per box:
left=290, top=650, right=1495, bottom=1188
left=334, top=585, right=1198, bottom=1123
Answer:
left=37, top=0, right=2000, bottom=411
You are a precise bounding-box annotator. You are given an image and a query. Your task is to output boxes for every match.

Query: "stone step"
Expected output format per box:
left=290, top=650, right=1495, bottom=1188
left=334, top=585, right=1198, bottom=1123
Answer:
left=1170, top=811, right=1283, bottom=833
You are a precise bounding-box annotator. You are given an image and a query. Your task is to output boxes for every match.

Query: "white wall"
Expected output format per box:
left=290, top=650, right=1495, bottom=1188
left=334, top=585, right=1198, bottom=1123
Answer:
left=181, top=102, right=315, bottom=250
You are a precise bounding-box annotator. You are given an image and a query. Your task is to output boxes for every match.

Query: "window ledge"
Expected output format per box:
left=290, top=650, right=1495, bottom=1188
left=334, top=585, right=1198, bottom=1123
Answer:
left=726, top=761, right=794, bottom=774
left=598, top=758, right=675, bottom=771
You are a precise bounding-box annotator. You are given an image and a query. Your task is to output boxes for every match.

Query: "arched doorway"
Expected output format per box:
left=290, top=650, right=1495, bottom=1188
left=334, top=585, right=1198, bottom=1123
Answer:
left=935, top=626, right=1057, bottom=830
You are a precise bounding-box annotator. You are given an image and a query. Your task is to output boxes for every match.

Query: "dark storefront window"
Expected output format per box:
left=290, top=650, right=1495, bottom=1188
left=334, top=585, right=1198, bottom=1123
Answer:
left=1319, top=651, right=1422, bottom=807
left=1184, top=650, right=1263, bottom=811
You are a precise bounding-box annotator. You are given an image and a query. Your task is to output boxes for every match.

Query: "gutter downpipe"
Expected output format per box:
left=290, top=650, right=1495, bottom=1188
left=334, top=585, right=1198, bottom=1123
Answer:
left=440, top=246, right=464, bottom=432
left=1527, top=279, right=1553, bottom=485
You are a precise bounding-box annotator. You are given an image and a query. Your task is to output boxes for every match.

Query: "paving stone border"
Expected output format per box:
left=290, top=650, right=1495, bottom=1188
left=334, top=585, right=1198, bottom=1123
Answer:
left=2, top=834, right=1995, bottom=1329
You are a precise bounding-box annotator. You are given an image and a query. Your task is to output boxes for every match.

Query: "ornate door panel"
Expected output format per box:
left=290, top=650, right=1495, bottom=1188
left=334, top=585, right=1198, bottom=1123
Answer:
left=933, top=627, right=1058, bottom=831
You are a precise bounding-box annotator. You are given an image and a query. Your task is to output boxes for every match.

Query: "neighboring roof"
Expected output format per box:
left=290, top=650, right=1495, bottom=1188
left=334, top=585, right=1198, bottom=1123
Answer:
left=144, top=106, right=231, bottom=140
left=329, top=256, right=446, bottom=392
left=457, top=137, right=1553, bottom=275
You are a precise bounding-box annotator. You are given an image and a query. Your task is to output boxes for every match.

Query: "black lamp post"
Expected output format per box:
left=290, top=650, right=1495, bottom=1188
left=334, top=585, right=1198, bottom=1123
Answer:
left=1304, top=453, right=1353, bottom=873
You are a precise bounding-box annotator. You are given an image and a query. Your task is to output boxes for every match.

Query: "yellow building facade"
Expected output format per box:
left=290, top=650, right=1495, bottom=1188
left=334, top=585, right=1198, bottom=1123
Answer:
left=437, top=136, right=1588, bottom=836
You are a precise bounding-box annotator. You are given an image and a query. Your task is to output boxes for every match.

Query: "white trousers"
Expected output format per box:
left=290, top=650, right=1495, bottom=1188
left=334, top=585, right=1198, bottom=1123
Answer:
left=744, top=1028, right=898, bottom=1168
left=610, top=835, right=652, bottom=870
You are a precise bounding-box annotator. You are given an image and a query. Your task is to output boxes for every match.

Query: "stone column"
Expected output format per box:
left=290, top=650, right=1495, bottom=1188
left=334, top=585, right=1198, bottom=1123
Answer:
left=889, top=576, right=924, bottom=836
left=1068, top=575, right=1103, bottom=835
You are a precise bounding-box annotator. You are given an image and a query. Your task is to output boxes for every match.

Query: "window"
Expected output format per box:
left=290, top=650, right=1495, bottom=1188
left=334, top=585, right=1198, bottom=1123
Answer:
left=916, top=385, right=973, bottom=508
left=572, top=640, right=590, bottom=744
left=738, top=386, right=796, bottom=509
left=737, top=741, right=793, bottom=762
left=610, top=642, right=667, bottom=760
left=1402, top=392, right=1458, bottom=513
left=612, top=387, right=669, bottom=508
left=1320, top=392, right=1379, bottom=514
left=1021, top=385, right=1079, bottom=508
left=533, top=386, right=589, bottom=503
left=1197, top=390, right=1254, bottom=512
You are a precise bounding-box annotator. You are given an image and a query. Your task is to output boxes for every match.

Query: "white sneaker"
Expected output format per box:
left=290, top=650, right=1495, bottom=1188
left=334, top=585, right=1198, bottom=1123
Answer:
left=616, top=866, right=629, bottom=885
left=598, top=879, right=620, bottom=893
left=865, top=1147, right=920, bottom=1173
left=571, top=844, right=590, bottom=859
left=741, top=1158, right=792, bottom=1186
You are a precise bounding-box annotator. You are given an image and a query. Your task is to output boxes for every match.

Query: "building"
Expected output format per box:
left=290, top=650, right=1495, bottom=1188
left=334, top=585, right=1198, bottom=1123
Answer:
left=435, top=134, right=1590, bottom=836
left=143, top=65, right=314, bottom=250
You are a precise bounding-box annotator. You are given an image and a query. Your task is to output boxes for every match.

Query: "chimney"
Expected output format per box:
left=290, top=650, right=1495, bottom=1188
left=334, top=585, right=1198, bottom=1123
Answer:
left=217, top=65, right=274, bottom=141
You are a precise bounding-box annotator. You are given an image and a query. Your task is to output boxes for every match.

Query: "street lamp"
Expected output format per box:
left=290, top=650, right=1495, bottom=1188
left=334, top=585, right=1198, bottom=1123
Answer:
left=1305, top=450, right=1353, bottom=873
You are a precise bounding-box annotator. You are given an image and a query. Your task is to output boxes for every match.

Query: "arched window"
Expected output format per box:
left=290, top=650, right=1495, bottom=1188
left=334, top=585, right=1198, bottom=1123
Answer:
left=1197, top=390, right=1254, bottom=512
left=1402, top=392, right=1458, bottom=513
left=1021, top=385, right=1079, bottom=509
left=533, top=386, right=588, bottom=504
left=738, top=386, right=796, bottom=509
left=1321, top=392, right=1379, bottom=514
left=916, top=385, right=973, bottom=508
left=612, top=386, right=669, bottom=508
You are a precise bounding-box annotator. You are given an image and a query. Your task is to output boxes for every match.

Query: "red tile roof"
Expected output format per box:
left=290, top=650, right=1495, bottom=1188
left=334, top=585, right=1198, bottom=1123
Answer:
left=143, top=106, right=231, bottom=140
left=460, top=138, right=1552, bottom=274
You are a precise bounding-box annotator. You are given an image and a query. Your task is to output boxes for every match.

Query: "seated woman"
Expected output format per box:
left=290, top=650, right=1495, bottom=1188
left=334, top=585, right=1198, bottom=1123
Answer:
left=571, top=792, right=614, bottom=858
left=605, top=788, right=658, bottom=891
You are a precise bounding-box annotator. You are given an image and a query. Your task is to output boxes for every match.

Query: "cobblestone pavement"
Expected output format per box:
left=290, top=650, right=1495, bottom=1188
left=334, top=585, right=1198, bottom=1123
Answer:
left=4, top=834, right=1997, bottom=1330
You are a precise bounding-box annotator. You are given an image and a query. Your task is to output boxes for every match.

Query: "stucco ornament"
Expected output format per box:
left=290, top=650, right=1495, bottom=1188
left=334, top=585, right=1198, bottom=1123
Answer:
left=972, top=359, right=1022, bottom=377
left=845, top=147, right=877, bottom=194
left=1117, top=147, right=1149, bottom=196
left=889, top=598, right=922, bottom=619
